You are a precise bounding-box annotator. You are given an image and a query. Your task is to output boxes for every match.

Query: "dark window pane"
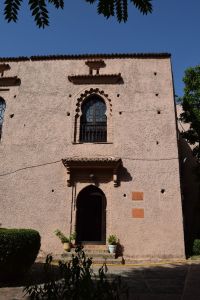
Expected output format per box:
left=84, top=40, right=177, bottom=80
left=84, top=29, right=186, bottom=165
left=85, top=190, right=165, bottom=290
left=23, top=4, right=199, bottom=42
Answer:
left=80, top=96, right=107, bottom=142
left=0, top=98, right=6, bottom=140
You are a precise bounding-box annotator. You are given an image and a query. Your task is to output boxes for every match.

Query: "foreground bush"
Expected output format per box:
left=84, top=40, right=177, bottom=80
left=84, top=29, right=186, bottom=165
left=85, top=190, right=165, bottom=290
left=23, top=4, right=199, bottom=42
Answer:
left=0, top=228, right=41, bottom=279
left=193, top=239, right=200, bottom=255
left=24, top=246, right=128, bottom=299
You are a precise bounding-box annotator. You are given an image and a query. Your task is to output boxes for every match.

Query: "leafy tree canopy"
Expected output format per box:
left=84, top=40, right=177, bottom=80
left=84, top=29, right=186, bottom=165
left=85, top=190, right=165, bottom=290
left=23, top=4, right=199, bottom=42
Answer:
left=179, top=66, right=200, bottom=162
left=4, top=0, right=153, bottom=28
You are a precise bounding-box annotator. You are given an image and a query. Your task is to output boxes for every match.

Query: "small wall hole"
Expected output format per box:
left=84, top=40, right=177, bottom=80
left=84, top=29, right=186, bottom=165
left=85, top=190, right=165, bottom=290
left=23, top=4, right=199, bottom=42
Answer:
left=117, top=94, right=120, bottom=97
left=24, top=124, right=26, bottom=127
left=69, top=94, right=72, bottom=98
left=161, top=189, right=165, bottom=194
left=119, top=111, right=122, bottom=115
left=157, top=110, right=161, bottom=114
left=154, top=72, right=157, bottom=76
left=14, top=95, right=16, bottom=98
left=52, top=189, right=54, bottom=192
left=156, top=141, right=159, bottom=145
left=155, top=93, right=159, bottom=96
left=123, top=194, right=127, bottom=197
left=67, top=112, right=70, bottom=116
left=10, top=114, right=14, bottom=118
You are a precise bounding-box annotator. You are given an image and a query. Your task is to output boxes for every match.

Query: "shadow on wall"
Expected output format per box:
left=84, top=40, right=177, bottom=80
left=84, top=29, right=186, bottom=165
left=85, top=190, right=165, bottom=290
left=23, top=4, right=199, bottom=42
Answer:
left=72, top=164, right=133, bottom=187
left=118, top=165, right=133, bottom=183
left=179, top=136, right=200, bottom=256
left=115, top=242, right=124, bottom=259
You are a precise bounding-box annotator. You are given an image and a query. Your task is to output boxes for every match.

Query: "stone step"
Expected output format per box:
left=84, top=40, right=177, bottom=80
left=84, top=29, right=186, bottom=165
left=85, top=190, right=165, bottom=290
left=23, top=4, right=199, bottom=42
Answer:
left=52, top=249, right=123, bottom=264
left=70, top=248, right=109, bottom=254
left=37, top=254, right=186, bottom=266
left=36, top=246, right=123, bottom=265
left=81, top=244, right=107, bottom=251
left=61, top=252, right=115, bottom=259
left=88, top=257, right=122, bottom=265
left=58, top=254, right=123, bottom=265
left=36, top=250, right=120, bottom=264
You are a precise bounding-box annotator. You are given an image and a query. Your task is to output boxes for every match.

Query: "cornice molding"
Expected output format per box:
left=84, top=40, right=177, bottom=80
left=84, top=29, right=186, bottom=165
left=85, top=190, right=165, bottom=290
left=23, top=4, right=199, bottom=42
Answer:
left=62, top=157, right=122, bottom=187
left=0, top=64, right=10, bottom=73
left=0, top=53, right=171, bottom=62
left=0, top=76, right=21, bottom=87
left=68, top=74, right=123, bottom=85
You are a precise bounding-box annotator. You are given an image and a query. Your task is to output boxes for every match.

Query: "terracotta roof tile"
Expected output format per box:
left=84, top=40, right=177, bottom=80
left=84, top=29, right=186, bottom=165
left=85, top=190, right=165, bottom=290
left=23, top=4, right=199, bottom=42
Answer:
left=0, top=57, right=29, bottom=62
left=0, top=53, right=171, bottom=62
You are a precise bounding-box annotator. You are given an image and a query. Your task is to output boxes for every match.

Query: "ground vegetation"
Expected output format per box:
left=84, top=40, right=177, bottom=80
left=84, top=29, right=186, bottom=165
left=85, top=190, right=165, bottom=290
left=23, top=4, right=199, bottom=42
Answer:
left=24, top=246, right=128, bottom=299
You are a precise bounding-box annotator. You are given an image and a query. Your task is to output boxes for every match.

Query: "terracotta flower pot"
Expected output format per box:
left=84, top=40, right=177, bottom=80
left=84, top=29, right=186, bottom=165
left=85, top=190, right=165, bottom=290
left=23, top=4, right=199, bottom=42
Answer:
left=63, top=242, right=71, bottom=252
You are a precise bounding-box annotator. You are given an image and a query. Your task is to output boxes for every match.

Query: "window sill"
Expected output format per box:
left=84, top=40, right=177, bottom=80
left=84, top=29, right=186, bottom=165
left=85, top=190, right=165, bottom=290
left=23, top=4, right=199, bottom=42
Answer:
left=72, top=142, right=113, bottom=145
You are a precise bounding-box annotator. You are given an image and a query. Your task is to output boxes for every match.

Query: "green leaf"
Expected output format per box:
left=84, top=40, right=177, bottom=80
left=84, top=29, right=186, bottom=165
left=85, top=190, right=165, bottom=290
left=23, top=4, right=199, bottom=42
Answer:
left=48, top=0, right=64, bottom=9
left=4, top=0, right=22, bottom=22
left=4, top=0, right=153, bottom=28
left=91, top=0, right=152, bottom=23
left=131, top=0, right=152, bottom=14
left=28, top=0, right=49, bottom=28
left=179, top=65, right=200, bottom=162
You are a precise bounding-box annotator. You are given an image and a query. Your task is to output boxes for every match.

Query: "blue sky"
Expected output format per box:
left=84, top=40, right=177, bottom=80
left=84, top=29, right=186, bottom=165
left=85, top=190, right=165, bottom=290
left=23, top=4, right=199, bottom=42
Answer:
left=0, top=0, right=200, bottom=96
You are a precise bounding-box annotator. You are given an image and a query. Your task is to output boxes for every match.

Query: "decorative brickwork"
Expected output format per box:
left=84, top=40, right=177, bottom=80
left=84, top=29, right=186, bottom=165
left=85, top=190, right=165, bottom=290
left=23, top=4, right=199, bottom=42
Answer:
left=132, top=192, right=144, bottom=201
left=132, top=208, right=144, bottom=218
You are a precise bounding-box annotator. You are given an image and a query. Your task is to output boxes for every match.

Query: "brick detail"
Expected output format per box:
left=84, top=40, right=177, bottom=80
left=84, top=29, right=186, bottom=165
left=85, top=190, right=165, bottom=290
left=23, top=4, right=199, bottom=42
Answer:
left=132, top=208, right=144, bottom=218
left=132, top=191, right=144, bottom=201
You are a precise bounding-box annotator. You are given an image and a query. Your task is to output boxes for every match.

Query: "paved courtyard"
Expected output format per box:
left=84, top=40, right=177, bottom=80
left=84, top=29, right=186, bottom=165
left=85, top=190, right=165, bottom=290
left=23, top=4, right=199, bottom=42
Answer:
left=0, top=261, right=200, bottom=299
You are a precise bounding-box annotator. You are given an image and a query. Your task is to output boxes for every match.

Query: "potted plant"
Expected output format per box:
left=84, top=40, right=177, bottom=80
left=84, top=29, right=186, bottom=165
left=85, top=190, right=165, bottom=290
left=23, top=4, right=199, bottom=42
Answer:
left=107, top=234, right=118, bottom=254
left=55, top=230, right=76, bottom=252
left=69, top=232, right=76, bottom=248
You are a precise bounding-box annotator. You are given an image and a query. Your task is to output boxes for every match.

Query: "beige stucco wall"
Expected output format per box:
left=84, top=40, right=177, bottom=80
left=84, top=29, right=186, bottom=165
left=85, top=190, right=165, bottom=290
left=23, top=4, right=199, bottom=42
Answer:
left=0, top=56, right=185, bottom=258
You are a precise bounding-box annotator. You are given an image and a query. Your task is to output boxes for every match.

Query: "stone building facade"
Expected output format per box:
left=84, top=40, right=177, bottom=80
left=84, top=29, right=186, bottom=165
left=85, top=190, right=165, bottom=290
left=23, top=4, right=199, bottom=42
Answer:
left=0, top=53, right=185, bottom=259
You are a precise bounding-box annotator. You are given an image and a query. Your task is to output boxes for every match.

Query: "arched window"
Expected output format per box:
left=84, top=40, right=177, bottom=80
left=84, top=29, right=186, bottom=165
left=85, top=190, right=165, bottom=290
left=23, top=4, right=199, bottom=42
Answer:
left=0, top=97, right=6, bottom=140
left=80, top=95, right=107, bottom=142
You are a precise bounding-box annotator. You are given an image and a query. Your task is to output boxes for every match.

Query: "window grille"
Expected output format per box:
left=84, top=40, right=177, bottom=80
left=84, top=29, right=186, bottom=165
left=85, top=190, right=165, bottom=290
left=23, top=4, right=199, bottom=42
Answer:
left=80, top=96, right=107, bottom=142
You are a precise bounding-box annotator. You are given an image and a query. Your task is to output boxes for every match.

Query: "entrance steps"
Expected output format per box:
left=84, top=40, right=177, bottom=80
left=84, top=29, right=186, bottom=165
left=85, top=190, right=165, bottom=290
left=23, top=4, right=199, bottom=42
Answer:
left=37, top=246, right=187, bottom=265
left=38, top=249, right=186, bottom=265
left=82, top=244, right=107, bottom=251
left=60, top=248, right=123, bottom=265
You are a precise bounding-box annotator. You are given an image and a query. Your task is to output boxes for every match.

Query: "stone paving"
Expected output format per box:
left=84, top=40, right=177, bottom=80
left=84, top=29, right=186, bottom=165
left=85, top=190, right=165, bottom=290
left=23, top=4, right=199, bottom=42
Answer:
left=1, top=261, right=200, bottom=299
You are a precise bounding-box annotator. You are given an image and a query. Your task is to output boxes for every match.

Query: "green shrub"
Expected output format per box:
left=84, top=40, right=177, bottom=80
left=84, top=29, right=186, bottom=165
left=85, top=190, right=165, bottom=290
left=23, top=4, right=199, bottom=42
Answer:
left=192, top=239, right=200, bottom=255
left=24, top=246, right=128, bottom=299
left=0, top=228, right=41, bottom=279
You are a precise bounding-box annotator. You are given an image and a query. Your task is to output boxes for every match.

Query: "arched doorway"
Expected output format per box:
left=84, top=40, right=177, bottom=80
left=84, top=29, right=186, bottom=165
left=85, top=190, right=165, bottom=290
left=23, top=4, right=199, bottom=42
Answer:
left=76, top=185, right=106, bottom=243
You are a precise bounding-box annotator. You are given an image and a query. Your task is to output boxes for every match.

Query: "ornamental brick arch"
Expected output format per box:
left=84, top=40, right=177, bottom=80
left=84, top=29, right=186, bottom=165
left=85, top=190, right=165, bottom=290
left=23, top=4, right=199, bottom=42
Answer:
left=73, top=88, right=113, bottom=143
